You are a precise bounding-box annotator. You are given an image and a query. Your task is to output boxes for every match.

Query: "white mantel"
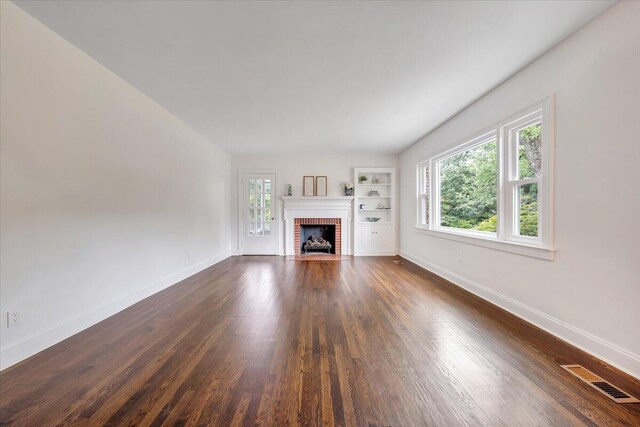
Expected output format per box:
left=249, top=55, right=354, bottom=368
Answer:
left=282, top=196, right=354, bottom=255
left=282, top=196, right=353, bottom=207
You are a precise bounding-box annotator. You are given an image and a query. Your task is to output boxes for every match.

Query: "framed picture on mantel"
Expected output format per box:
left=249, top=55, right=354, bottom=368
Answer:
left=315, top=176, right=327, bottom=196
left=303, top=176, right=315, bottom=196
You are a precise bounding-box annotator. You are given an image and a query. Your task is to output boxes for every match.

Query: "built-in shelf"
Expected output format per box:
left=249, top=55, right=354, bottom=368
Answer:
left=354, top=167, right=396, bottom=256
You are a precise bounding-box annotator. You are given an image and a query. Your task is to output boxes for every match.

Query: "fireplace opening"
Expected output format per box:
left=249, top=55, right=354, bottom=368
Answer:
left=300, top=224, right=336, bottom=254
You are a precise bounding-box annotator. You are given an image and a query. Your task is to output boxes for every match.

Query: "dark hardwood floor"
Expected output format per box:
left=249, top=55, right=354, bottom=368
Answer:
left=1, top=256, right=639, bottom=426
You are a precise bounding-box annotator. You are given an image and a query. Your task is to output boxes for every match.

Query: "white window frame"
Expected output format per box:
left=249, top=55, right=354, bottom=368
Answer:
left=417, top=161, right=429, bottom=226
left=431, top=130, right=498, bottom=238
left=415, top=97, right=555, bottom=260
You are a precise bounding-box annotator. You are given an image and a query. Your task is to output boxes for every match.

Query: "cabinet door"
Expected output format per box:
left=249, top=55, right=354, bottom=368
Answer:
left=359, top=225, right=373, bottom=249
left=372, top=225, right=393, bottom=250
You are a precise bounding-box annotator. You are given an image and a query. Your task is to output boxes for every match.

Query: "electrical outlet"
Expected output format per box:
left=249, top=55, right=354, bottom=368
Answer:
left=7, top=310, right=20, bottom=327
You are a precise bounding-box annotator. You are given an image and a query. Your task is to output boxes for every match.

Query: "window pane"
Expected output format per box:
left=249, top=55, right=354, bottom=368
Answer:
left=517, top=122, right=542, bottom=179
left=422, top=195, right=429, bottom=225
left=265, top=208, right=271, bottom=222
left=256, top=223, right=263, bottom=236
left=518, top=183, right=538, bottom=237
left=424, top=166, right=429, bottom=193
left=265, top=194, right=271, bottom=207
left=249, top=193, right=256, bottom=207
left=263, top=222, right=271, bottom=236
left=256, top=179, right=263, bottom=193
left=264, top=179, right=271, bottom=194
left=249, top=179, right=256, bottom=193
left=423, top=167, right=429, bottom=225
left=249, top=208, right=256, bottom=222
left=439, top=139, right=497, bottom=232
left=248, top=223, right=255, bottom=236
left=255, top=194, right=263, bottom=207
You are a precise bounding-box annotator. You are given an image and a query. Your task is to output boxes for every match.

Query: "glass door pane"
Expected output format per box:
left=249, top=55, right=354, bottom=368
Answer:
left=247, top=178, right=273, bottom=237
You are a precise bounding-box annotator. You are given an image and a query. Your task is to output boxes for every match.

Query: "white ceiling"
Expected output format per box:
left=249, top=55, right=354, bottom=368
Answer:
left=14, top=1, right=614, bottom=155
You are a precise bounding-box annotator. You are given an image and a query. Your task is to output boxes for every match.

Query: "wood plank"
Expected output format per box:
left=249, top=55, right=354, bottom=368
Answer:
left=1, top=256, right=638, bottom=426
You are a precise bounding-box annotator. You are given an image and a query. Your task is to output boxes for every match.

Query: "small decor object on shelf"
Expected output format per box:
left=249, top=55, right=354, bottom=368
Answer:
left=344, top=182, right=354, bottom=196
left=366, top=217, right=381, bottom=222
left=315, top=176, right=327, bottom=196
left=358, top=174, right=368, bottom=183
left=359, top=203, right=365, bottom=210
left=287, top=184, right=293, bottom=196
left=377, top=203, right=385, bottom=209
left=303, top=176, right=315, bottom=196
left=373, top=177, right=380, bottom=184
left=368, top=190, right=380, bottom=197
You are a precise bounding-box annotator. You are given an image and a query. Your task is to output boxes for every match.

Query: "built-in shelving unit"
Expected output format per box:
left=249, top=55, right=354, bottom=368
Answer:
left=353, top=167, right=396, bottom=256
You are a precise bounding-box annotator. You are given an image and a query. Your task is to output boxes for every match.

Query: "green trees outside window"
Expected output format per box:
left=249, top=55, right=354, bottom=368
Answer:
left=440, top=140, right=497, bottom=231
left=438, top=123, right=541, bottom=236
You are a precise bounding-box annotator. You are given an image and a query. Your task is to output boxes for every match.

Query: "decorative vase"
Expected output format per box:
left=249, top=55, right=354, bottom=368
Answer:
left=345, top=188, right=354, bottom=196
left=287, top=184, right=292, bottom=196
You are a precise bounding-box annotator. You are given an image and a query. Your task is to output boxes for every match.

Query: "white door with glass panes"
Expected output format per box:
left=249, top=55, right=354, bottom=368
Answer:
left=241, top=173, right=277, bottom=255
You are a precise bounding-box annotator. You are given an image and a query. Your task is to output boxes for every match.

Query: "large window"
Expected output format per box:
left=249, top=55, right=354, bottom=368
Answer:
left=438, top=134, right=497, bottom=233
left=417, top=98, right=553, bottom=258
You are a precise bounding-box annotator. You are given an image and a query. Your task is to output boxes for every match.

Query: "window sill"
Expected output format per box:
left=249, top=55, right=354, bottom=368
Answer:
left=413, top=226, right=555, bottom=260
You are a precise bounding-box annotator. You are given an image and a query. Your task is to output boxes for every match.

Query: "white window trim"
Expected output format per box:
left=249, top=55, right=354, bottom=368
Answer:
left=416, top=160, right=429, bottom=226
left=412, top=226, right=554, bottom=260
left=415, top=96, right=555, bottom=261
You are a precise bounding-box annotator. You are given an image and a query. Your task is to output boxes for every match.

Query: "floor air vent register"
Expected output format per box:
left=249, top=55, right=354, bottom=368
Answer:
left=561, top=365, right=639, bottom=403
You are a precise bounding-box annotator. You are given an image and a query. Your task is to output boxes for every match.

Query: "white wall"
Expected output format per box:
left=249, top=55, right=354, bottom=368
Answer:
left=0, top=2, right=231, bottom=369
left=399, top=1, right=640, bottom=378
left=230, top=154, right=398, bottom=254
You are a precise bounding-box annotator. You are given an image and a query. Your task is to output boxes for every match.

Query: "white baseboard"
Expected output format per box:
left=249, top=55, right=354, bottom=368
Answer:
left=399, top=250, right=640, bottom=379
left=0, top=252, right=230, bottom=371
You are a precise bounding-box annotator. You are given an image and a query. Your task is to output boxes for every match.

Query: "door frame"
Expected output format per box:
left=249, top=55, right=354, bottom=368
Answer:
left=238, top=170, right=279, bottom=255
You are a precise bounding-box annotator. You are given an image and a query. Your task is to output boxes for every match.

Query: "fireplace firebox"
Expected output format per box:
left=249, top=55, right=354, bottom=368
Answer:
left=300, top=224, right=335, bottom=254
left=293, top=218, right=342, bottom=255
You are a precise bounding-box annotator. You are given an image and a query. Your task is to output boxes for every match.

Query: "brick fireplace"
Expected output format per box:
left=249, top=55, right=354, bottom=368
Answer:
left=294, top=218, right=341, bottom=255
left=282, top=196, right=353, bottom=255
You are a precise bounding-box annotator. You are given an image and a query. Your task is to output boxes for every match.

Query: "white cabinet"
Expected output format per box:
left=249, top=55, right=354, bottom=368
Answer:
left=373, top=225, right=392, bottom=248
left=358, top=224, right=394, bottom=254
left=353, top=168, right=397, bottom=256
left=359, top=225, right=373, bottom=250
